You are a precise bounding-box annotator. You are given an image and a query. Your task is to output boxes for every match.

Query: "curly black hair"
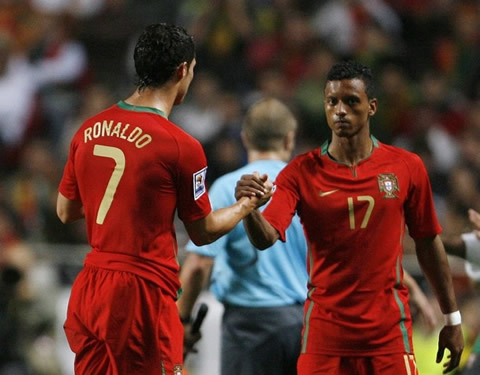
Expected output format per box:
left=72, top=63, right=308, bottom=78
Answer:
left=326, top=60, right=376, bottom=99
left=133, top=23, right=195, bottom=90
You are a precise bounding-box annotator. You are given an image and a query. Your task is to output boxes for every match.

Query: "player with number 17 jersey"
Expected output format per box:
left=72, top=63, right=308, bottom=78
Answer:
left=262, top=136, right=442, bottom=356
left=59, top=100, right=212, bottom=299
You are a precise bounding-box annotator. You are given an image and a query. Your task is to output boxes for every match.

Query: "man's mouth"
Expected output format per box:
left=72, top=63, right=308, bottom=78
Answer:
left=334, top=120, right=350, bottom=126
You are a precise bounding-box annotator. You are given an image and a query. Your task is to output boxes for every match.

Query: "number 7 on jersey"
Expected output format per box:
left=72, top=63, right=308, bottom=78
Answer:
left=93, top=145, right=126, bottom=224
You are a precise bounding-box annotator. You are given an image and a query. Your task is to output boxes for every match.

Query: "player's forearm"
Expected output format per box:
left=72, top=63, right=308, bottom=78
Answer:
left=187, top=197, right=256, bottom=246
left=178, top=253, right=212, bottom=321
left=244, top=209, right=279, bottom=250
left=415, top=235, right=458, bottom=314
left=56, top=192, right=84, bottom=223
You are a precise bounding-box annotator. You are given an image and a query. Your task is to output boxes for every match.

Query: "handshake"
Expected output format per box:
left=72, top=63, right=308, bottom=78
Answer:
left=235, top=171, right=274, bottom=209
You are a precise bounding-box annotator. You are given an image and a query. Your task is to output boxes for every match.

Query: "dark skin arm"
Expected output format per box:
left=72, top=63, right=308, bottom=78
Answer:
left=415, top=235, right=464, bottom=374
left=235, top=173, right=279, bottom=249
left=241, top=208, right=279, bottom=250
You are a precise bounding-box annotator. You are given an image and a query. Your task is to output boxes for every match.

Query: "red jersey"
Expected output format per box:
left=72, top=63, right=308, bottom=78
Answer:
left=59, top=101, right=212, bottom=298
left=263, top=137, right=441, bottom=356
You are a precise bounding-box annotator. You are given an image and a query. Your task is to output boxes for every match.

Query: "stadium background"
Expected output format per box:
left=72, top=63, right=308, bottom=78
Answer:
left=1, top=0, right=480, bottom=374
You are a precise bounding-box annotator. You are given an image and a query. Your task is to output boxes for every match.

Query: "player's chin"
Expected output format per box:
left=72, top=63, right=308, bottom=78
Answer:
left=334, top=124, right=361, bottom=138
left=333, top=128, right=352, bottom=138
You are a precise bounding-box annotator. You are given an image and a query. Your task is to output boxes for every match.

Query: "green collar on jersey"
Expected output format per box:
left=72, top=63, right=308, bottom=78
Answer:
left=320, top=135, right=379, bottom=155
left=117, top=100, right=168, bottom=119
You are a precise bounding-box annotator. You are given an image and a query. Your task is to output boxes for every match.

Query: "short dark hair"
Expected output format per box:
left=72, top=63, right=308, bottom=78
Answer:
left=326, top=60, right=375, bottom=99
left=134, top=23, right=195, bottom=90
left=243, top=98, right=297, bottom=152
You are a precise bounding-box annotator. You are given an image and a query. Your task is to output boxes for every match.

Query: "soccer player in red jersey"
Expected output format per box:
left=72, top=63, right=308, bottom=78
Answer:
left=56, top=23, right=270, bottom=375
left=235, top=60, right=464, bottom=375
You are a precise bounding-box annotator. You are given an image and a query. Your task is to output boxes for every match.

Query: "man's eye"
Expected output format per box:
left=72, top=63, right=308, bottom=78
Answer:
left=348, top=98, right=359, bottom=105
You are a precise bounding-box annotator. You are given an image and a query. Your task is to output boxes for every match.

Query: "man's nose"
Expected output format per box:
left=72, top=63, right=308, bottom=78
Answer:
left=335, top=102, right=347, bottom=116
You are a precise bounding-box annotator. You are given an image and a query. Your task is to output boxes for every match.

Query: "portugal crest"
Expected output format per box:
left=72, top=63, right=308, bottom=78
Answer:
left=378, top=173, right=399, bottom=198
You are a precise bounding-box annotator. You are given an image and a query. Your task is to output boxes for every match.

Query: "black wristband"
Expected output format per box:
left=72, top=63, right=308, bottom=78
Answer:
left=180, top=315, right=191, bottom=324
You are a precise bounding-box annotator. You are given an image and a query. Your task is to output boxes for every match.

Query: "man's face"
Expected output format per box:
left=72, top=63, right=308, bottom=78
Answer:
left=175, top=58, right=196, bottom=105
left=324, top=78, right=377, bottom=138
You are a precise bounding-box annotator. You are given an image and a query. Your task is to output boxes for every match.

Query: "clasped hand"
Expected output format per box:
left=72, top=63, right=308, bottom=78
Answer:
left=235, top=171, right=273, bottom=208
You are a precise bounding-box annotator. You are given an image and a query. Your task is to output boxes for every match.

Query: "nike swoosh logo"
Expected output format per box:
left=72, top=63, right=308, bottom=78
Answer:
left=319, top=189, right=339, bottom=197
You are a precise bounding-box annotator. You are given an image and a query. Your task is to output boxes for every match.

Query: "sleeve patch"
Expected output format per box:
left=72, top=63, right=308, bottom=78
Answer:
left=193, top=167, right=207, bottom=200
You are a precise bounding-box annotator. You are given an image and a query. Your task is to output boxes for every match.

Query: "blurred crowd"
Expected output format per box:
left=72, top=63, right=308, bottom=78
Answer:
left=0, top=0, right=480, bottom=374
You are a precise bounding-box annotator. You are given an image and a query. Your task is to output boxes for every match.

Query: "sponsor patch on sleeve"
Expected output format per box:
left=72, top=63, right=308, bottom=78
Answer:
left=193, top=167, right=207, bottom=200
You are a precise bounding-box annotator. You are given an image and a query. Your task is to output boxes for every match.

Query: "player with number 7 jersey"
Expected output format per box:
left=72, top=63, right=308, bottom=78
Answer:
left=56, top=24, right=271, bottom=375
left=58, top=99, right=214, bottom=374
left=59, top=100, right=211, bottom=297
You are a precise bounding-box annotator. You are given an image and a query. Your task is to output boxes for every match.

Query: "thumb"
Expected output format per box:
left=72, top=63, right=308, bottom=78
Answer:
left=436, top=346, right=445, bottom=363
left=259, top=173, right=269, bottom=182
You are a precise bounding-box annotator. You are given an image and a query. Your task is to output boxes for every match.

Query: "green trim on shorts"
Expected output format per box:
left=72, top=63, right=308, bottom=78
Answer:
left=302, top=298, right=315, bottom=354
left=308, top=243, right=314, bottom=285
left=393, top=256, right=411, bottom=353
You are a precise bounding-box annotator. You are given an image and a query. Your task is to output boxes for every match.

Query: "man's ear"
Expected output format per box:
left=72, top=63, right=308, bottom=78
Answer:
left=284, top=130, right=296, bottom=152
left=176, top=62, right=188, bottom=81
left=368, top=98, right=378, bottom=117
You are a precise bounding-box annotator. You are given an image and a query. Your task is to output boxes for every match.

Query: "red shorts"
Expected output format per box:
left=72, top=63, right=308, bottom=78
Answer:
left=297, top=353, right=418, bottom=375
left=64, top=265, right=184, bottom=375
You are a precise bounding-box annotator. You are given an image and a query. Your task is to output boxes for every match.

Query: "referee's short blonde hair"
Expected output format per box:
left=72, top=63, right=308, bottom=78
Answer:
left=243, top=98, right=297, bottom=152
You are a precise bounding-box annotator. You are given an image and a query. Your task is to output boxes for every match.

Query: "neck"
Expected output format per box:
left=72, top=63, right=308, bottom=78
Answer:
left=124, top=87, right=176, bottom=117
left=248, top=150, right=289, bottom=163
left=328, top=134, right=373, bottom=166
